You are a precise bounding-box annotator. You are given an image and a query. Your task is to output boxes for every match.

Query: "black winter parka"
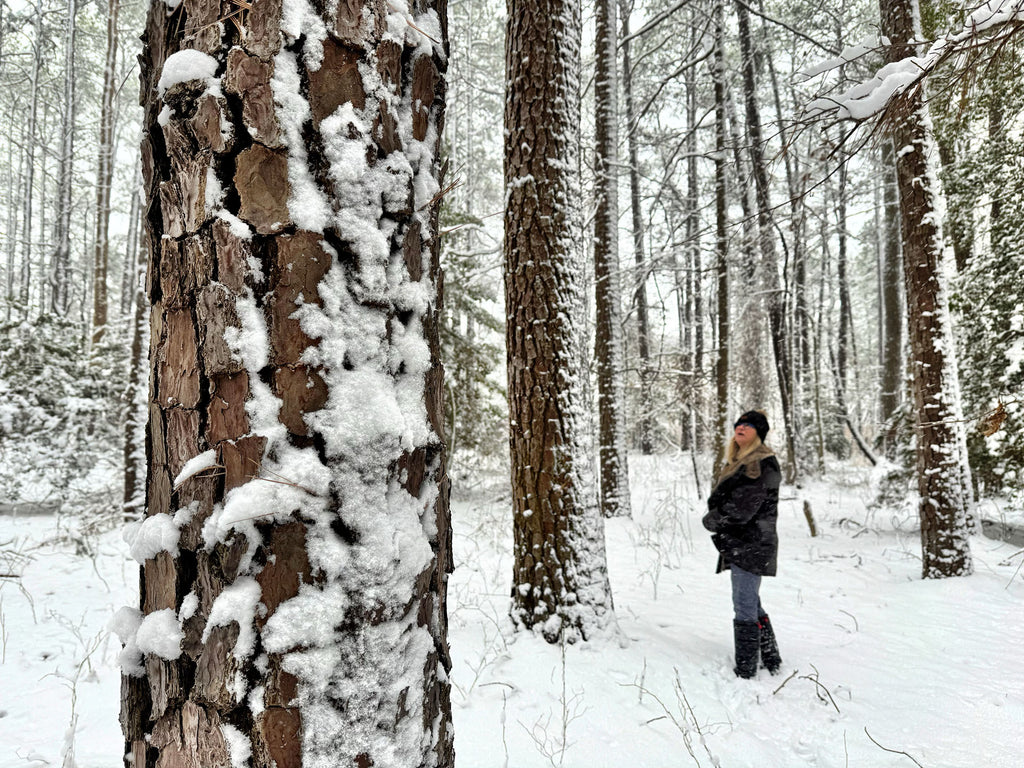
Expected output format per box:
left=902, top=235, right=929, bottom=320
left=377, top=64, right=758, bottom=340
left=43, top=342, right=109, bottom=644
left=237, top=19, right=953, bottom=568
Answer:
left=702, top=451, right=781, bottom=576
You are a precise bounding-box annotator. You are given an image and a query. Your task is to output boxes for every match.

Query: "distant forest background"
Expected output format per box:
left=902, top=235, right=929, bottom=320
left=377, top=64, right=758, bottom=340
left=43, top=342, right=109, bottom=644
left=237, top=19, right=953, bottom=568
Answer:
left=0, top=0, right=1021, bottom=525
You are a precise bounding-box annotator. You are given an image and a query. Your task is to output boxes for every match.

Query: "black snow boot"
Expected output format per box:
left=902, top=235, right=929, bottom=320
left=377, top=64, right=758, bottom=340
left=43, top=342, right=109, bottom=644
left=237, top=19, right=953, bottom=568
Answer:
left=758, top=614, right=782, bottom=675
left=732, top=620, right=760, bottom=679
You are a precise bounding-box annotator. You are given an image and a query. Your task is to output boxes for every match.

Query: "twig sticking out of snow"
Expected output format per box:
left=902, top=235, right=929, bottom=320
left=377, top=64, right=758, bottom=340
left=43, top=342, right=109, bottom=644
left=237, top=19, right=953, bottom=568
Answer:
left=771, top=665, right=841, bottom=713
left=864, top=727, right=926, bottom=768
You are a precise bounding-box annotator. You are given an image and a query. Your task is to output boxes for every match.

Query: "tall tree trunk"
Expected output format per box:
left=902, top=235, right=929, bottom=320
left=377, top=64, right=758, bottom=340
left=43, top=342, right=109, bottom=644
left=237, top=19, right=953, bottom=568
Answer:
left=879, top=0, right=972, bottom=578
left=121, top=208, right=146, bottom=519
left=121, top=174, right=143, bottom=317
left=734, top=0, right=795, bottom=481
left=711, top=0, right=730, bottom=478
left=19, top=1, right=44, bottom=314
left=593, top=0, right=631, bottom=517
left=5, top=112, right=20, bottom=320
left=879, top=142, right=903, bottom=454
left=91, top=0, right=119, bottom=345
left=763, top=10, right=807, bottom=476
left=621, top=0, right=654, bottom=456
left=685, top=14, right=703, bottom=455
left=120, top=2, right=455, bottom=766
left=506, top=0, right=616, bottom=640
left=725, top=87, right=769, bottom=411
left=49, top=0, right=77, bottom=317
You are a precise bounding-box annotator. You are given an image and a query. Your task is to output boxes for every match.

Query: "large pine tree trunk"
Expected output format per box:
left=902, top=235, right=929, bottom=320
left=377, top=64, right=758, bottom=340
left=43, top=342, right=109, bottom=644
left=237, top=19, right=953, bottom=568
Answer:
left=505, top=0, right=616, bottom=641
left=879, top=0, right=972, bottom=578
left=120, top=2, right=454, bottom=766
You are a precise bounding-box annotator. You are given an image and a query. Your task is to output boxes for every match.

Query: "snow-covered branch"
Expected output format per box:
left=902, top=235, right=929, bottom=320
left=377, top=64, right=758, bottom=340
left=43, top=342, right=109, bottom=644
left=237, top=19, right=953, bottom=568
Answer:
left=803, top=0, right=1024, bottom=122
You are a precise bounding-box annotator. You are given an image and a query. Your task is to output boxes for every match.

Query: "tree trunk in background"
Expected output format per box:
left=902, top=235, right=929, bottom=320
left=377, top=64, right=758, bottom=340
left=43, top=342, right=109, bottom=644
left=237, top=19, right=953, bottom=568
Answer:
left=685, top=60, right=703, bottom=454
left=122, top=204, right=146, bottom=518
left=505, top=0, right=616, bottom=640
left=621, top=2, right=654, bottom=456
left=764, top=14, right=806, bottom=476
left=5, top=113, right=19, bottom=320
left=836, top=158, right=851, bottom=402
left=49, top=0, right=76, bottom=317
left=121, top=176, right=143, bottom=317
left=593, top=0, right=631, bottom=517
left=879, top=142, right=903, bottom=455
left=120, top=1, right=454, bottom=765
left=879, top=0, right=972, bottom=578
left=91, top=0, right=119, bottom=345
left=725, top=87, right=767, bottom=409
left=711, top=0, right=730, bottom=478
left=734, top=0, right=795, bottom=481
left=19, top=2, right=43, bottom=314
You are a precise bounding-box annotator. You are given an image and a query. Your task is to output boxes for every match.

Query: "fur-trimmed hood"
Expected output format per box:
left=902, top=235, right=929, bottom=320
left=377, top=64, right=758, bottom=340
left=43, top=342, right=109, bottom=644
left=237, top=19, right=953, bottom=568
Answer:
left=713, top=442, right=776, bottom=489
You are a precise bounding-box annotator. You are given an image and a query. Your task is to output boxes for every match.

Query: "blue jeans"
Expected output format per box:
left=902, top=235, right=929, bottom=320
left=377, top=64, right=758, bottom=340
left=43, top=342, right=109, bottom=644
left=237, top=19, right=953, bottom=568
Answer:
left=730, top=565, right=764, bottom=623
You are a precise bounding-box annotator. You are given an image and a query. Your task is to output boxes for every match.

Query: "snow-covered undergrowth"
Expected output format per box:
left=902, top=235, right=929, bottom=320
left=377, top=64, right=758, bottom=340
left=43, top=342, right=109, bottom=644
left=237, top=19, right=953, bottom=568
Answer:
left=1, top=453, right=1022, bottom=767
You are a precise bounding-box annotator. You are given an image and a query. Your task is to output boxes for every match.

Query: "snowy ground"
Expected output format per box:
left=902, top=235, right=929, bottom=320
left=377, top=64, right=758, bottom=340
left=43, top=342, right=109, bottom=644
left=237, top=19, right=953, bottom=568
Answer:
left=2, top=454, right=1023, bottom=768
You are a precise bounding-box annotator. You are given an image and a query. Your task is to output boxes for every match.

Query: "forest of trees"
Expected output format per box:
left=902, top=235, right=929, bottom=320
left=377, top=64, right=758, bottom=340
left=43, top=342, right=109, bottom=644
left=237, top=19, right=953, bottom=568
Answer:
left=1, top=0, right=1022, bottom=763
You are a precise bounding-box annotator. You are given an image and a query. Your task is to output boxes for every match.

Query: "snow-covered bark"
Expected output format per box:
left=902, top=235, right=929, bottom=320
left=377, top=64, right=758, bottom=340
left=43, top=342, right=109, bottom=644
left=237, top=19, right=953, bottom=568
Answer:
left=593, top=0, right=631, bottom=518
left=120, top=1, right=453, bottom=766
left=505, top=0, right=616, bottom=641
left=879, top=0, right=973, bottom=578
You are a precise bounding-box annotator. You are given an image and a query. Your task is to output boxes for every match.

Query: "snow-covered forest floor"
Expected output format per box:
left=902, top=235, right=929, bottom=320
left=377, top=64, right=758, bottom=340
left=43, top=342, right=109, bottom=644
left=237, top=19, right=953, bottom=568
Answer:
left=1, top=453, right=1022, bottom=768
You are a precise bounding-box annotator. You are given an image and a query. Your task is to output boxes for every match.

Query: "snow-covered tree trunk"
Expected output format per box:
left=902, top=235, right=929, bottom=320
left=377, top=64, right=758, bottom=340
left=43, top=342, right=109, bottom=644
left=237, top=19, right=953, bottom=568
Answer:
left=119, top=1, right=454, bottom=766
left=505, top=0, right=616, bottom=641
left=593, top=0, right=631, bottom=517
left=879, top=0, right=973, bottom=578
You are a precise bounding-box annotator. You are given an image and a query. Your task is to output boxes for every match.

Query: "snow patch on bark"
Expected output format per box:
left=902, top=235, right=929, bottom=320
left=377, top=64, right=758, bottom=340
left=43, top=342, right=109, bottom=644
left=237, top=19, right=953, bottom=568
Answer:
left=135, top=608, right=184, bottom=661
left=124, top=513, right=180, bottom=563
left=157, top=49, right=219, bottom=97
left=203, top=576, right=264, bottom=659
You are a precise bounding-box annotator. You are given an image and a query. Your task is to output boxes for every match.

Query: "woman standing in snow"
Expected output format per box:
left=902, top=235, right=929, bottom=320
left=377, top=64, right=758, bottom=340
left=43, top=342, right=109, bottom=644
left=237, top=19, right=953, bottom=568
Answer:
left=702, top=410, right=783, bottom=678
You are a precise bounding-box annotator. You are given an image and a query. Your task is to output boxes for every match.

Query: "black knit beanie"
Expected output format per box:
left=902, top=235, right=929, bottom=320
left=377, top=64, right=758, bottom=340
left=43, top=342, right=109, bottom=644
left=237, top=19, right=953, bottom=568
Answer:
left=735, top=410, right=769, bottom=442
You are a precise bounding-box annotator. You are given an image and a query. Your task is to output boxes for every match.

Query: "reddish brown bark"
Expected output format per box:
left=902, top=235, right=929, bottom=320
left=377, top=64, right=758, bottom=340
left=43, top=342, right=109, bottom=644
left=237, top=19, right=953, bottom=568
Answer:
left=124, top=0, right=453, bottom=764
